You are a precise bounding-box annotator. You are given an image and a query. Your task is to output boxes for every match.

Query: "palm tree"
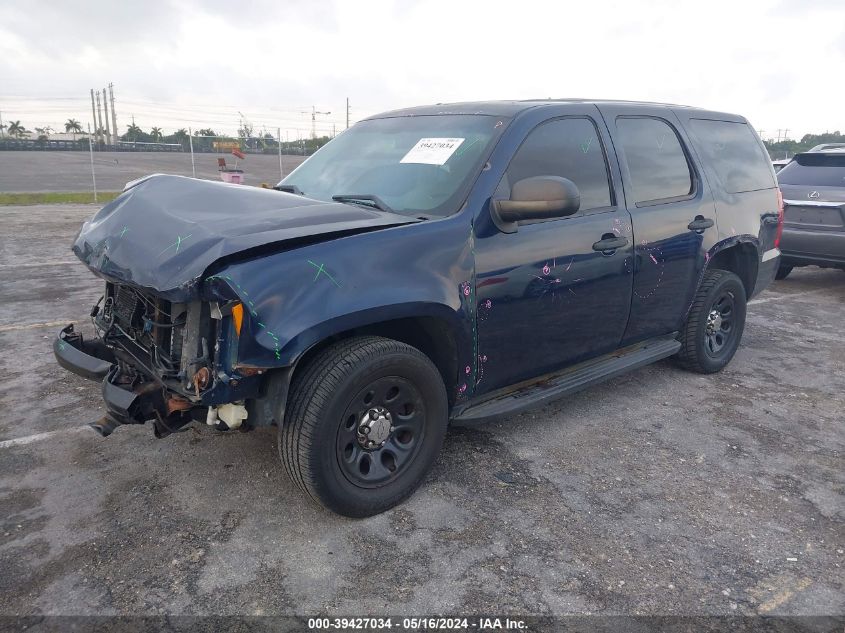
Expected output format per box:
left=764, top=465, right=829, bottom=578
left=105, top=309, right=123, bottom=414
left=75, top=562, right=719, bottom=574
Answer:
left=65, top=118, right=82, bottom=140
left=150, top=127, right=163, bottom=141
left=172, top=128, right=189, bottom=148
left=125, top=122, right=143, bottom=141
left=7, top=121, right=27, bottom=138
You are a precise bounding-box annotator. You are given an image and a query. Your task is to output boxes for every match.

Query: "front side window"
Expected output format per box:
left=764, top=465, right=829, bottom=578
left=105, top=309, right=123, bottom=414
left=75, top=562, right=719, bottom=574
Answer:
left=616, top=117, right=693, bottom=205
left=499, top=117, right=613, bottom=212
left=278, top=115, right=505, bottom=216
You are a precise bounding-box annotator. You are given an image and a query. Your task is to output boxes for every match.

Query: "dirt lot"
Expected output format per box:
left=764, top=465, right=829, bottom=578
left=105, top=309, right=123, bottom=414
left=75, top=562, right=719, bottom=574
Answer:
left=0, top=151, right=308, bottom=193
left=0, top=203, right=843, bottom=617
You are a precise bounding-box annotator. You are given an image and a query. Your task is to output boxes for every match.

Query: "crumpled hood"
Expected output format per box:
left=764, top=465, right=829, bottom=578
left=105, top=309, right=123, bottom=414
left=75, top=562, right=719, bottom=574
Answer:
left=73, top=174, right=418, bottom=298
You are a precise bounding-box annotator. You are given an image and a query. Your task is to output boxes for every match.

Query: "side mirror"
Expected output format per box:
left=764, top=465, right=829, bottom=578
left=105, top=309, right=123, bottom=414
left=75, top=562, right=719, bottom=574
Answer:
left=491, top=176, right=580, bottom=233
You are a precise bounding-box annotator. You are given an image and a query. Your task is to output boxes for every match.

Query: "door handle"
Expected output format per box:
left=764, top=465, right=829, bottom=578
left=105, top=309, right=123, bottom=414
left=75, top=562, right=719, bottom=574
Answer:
left=592, top=235, right=628, bottom=253
left=688, top=216, right=714, bottom=232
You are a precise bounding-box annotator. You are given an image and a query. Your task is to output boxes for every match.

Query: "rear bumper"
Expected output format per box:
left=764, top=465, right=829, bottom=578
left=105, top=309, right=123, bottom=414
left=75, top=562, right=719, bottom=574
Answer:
left=753, top=248, right=780, bottom=297
left=779, top=227, right=845, bottom=267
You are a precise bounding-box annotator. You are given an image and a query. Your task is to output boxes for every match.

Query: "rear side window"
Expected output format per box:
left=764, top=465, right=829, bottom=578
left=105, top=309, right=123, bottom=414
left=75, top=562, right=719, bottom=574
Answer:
left=616, top=117, right=693, bottom=205
left=688, top=119, right=775, bottom=193
left=777, top=154, right=845, bottom=187
left=502, top=117, right=612, bottom=212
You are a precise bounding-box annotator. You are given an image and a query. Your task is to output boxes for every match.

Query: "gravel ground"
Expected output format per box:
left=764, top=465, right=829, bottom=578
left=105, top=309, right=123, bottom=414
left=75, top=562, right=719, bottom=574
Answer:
left=0, top=203, right=842, bottom=617
left=0, top=151, right=307, bottom=192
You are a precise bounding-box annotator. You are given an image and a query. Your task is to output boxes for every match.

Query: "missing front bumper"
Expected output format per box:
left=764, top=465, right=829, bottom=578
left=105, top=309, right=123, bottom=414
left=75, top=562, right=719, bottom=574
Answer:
left=53, top=324, right=197, bottom=438
left=53, top=323, right=115, bottom=381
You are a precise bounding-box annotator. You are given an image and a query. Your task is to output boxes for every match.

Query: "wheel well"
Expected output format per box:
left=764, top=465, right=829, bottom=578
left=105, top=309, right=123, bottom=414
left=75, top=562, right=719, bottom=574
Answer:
left=708, top=243, right=758, bottom=298
left=290, top=317, right=459, bottom=406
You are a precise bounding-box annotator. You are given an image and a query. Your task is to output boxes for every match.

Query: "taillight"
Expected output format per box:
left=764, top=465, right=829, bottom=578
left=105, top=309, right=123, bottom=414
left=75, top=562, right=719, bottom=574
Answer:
left=774, top=188, right=784, bottom=248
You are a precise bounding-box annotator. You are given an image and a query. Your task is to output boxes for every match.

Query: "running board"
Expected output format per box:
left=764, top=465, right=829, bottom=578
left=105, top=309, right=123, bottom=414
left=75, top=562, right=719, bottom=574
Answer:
left=452, top=335, right=681, bottom=424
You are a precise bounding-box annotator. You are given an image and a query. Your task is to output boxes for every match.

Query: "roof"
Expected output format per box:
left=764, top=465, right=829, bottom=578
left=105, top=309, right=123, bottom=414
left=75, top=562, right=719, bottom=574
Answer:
left=365, top=99, right=736, bottom=120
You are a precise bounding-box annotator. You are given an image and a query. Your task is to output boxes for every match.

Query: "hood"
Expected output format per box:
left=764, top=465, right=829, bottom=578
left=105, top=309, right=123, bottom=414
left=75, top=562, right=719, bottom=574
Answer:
left=73, top=174, right=419, bottom=298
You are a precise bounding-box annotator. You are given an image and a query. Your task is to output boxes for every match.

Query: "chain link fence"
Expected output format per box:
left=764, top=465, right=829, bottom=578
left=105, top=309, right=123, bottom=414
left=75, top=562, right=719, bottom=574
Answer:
left=0, top=129, right=323, bottom=197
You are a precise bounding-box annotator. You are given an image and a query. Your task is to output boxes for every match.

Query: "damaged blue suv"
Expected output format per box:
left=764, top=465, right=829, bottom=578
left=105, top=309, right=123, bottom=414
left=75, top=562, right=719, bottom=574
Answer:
left=55, top=100, right=782, bottom=516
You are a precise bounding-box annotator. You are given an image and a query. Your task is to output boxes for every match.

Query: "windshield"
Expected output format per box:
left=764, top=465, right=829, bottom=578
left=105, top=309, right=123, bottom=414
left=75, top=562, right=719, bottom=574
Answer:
left=778, top=154, right=845, bottom=187
left=278, top=114, right=505, bottom=216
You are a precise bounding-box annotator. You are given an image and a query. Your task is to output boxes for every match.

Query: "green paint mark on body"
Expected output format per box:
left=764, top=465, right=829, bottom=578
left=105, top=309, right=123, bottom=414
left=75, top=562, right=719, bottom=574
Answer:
left=158, top=233, right=193, bottom=257
left=307, top=260, right=341, bottom=287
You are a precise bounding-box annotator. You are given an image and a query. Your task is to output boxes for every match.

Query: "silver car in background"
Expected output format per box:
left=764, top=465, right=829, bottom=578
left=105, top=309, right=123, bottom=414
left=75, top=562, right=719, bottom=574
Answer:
left=775, top=150, right=845, bottom=279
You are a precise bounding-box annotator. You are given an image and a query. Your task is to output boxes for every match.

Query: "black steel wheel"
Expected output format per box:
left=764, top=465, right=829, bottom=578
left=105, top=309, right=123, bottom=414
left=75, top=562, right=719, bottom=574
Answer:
left=336, top=376, right=427, bottom=488
left=704, top=291, right=735, bottom=356
left=676, top=269, right=747, bottom=374
left=280, top=336, right=448, bottom=517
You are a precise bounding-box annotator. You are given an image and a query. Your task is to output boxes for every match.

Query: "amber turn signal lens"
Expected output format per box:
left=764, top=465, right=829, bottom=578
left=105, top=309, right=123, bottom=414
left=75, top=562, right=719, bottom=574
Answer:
left=231, top=302, right=244, bottom=336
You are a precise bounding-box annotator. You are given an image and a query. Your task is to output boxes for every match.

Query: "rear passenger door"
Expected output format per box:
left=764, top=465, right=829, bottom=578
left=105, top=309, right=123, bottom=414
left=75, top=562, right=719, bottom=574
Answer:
left=598, top=105, right=717, bottom=345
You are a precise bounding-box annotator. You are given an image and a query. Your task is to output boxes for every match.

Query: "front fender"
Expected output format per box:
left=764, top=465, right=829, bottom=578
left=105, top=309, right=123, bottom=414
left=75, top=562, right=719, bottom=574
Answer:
left=205, top=214, right=475, bottom=376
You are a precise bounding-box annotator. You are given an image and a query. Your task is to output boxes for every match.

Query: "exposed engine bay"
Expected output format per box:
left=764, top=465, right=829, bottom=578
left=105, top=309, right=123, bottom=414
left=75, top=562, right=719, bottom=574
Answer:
left=84, top=281, right=247, bottom=438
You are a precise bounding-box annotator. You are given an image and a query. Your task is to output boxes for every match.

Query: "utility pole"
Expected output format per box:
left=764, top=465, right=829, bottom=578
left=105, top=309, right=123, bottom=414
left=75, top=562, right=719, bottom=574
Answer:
left=87, top=123, right=98, bottom=203
left=783, top=128, right=790, bottom=141
left=90, top=89, right=98, bottom=144
left=278, top=126, right=283, bottom=180
left=309, top=106, right=330, bottom=139
left=188, top=127, right=196, bottom=178
left=102, top=86, right=111, bottom=146
left=95, top=91, right=105, bottom=144
left=346, top=97, right=350, bottom=130
left=109, top=83, right=118, bottom=143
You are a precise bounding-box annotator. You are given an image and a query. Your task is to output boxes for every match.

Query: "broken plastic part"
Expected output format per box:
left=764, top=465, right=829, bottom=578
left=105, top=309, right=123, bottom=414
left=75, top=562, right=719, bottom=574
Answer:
left=206, top=406, right=218, bottom=427
left=217, top=403, right=248, bottom=430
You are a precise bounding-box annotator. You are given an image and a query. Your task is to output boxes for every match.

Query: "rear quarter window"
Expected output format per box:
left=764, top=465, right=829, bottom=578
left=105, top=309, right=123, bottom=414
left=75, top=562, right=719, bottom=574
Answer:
left=688, top=119, right=775, bottom=193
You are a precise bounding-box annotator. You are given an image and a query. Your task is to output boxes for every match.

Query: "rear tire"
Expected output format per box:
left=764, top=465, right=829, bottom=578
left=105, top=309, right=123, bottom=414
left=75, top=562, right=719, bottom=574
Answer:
left=775, top=265, right=793, bottom=280
left=279, top=336, right=448, bottom=517
left=676, top=269, right=747, bottom=374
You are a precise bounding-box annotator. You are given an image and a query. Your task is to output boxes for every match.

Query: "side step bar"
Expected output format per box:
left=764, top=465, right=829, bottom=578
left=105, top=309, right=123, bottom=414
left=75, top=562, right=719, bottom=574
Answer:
left=453, top=335, right=681, bottom=424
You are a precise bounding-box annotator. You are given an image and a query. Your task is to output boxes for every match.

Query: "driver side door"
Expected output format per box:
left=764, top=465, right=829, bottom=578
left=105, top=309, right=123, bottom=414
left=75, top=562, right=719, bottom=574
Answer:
left=473, top=114, right=634, bottom=394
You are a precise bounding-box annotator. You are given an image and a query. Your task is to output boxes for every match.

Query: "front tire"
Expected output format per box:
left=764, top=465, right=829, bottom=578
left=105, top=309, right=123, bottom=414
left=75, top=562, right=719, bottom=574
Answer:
left=279, top=336, right=448, bottom=517
left=676, top=269, right=747, bottom=374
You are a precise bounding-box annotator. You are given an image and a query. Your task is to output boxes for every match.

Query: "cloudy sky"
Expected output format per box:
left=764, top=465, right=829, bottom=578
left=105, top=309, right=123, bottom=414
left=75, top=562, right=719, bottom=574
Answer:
left=1, top=0, right=843, bottom=140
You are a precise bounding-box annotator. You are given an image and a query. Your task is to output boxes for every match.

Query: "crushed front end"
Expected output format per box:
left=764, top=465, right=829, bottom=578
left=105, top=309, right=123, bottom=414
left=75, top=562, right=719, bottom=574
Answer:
left=54, top=279, right=265, bottom=438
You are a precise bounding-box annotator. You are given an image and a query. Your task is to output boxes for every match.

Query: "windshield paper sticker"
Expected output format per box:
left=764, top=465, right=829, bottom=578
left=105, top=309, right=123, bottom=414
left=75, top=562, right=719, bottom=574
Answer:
left=400, top=138, right=465, bottom=165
